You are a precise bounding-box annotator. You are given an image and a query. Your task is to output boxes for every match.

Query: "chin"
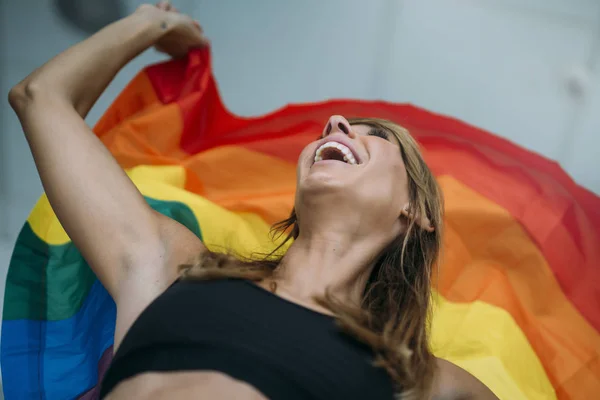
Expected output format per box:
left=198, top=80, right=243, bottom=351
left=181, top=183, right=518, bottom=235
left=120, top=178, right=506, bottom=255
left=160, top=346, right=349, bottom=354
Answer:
left=297, top=151, right=360, bottom=199
left=300, top=169, right=350, bottom=194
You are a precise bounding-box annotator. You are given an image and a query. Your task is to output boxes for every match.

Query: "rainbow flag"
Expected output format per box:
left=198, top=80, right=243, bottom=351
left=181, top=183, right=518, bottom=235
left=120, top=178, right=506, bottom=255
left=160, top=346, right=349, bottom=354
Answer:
left=2, top=48, right=599, bottom=400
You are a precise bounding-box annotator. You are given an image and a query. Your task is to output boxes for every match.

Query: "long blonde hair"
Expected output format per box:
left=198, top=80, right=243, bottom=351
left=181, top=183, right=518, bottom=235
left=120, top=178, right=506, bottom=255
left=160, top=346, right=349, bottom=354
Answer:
left=179, top=117, right=444, bottom=398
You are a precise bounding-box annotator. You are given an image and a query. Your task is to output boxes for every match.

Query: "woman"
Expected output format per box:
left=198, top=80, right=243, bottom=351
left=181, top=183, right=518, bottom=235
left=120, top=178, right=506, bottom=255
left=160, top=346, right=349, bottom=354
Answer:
left=9, top=2, right=498, bottom=399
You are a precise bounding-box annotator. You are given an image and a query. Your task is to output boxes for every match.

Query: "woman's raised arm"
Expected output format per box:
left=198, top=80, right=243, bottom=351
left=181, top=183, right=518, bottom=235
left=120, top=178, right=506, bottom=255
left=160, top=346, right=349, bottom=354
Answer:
left=7, top=3, right=207, bottom=303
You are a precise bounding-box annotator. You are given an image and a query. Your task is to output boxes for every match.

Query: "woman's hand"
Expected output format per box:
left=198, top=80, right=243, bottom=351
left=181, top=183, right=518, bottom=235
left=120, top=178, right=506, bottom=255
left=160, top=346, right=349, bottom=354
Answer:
left=136, top=1, right=209, bottom=59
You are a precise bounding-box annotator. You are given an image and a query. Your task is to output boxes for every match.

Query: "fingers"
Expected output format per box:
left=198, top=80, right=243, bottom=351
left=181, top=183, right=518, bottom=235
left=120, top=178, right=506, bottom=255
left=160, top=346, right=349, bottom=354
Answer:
left=155, top=0, right=204, bottom=33
left=151, top=0, right=209, bottom=58
left=157, top=1, right=202, bottom=33
left=156, top=1, right=177, bottom=12
left=156, top=1, right=170, bottom=10
left=179, top=13, right=206, bottom=37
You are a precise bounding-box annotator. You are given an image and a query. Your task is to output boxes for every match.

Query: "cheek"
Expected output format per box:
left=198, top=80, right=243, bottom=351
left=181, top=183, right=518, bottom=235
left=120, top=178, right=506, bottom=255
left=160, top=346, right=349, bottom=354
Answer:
left=361, top=153, right=409, bottom=205
left=298, top=143, right=318, bottom=164
left=390, top=163, right=410, bottom=203
left=296, top=144, right=318, bottom=180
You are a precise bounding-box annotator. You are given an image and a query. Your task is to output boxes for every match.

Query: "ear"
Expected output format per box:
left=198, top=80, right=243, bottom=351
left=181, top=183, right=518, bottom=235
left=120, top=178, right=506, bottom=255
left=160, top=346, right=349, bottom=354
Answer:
left=400, top=203, right=435, bottom=232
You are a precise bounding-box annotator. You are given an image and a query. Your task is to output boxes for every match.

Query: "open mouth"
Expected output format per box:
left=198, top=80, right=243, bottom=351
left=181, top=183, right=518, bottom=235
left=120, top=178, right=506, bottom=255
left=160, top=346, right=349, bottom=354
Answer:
left=313, top=142, right=358, bottom=165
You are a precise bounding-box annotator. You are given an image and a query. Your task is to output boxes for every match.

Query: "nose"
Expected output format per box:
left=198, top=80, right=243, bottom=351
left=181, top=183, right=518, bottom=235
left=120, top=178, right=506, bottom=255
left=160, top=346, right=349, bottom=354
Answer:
left=322, top=115, right=354, bottom=138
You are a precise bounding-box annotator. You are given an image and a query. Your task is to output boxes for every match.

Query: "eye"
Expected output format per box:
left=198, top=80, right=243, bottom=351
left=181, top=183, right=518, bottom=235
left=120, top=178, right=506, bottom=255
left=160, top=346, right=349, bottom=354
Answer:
left=367, top=128, right=390, bottom=141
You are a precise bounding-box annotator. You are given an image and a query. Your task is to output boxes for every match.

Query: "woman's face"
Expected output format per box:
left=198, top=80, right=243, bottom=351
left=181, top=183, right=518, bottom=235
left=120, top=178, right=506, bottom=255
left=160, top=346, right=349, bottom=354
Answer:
left=295, top=115, right=411, bottom=241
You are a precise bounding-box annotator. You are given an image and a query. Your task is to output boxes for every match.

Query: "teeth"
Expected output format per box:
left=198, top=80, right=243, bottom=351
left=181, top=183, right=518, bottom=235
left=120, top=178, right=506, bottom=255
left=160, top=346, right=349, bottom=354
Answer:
left=313, top=141, right=357, bottom=165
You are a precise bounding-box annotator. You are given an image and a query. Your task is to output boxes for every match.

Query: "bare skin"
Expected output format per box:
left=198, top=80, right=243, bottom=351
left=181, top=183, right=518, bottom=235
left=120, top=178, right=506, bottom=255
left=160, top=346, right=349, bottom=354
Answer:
left=9, top=3, right=498, bottom=399
left=105, top=372, right=268, bottom=400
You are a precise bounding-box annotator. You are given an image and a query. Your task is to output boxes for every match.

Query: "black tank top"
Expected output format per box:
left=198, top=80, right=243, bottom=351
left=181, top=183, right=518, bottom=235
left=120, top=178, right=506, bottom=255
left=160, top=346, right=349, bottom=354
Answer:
left=100, top=279, right=395, bottom=399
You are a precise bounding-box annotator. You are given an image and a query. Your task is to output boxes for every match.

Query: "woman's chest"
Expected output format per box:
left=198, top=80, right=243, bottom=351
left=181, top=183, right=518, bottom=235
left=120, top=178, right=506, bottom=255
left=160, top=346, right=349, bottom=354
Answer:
left=112, top=280, right=395, bottom=399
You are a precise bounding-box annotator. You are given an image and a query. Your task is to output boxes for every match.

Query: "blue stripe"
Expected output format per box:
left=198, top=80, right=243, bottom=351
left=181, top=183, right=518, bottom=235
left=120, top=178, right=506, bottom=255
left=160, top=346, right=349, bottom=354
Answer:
left=1, top=280, right=115, bottom=400
left=1, top=196, right=203, bottom=398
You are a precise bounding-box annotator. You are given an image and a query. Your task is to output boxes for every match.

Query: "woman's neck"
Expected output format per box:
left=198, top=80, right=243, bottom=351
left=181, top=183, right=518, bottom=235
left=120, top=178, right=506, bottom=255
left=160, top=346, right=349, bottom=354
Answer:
left=270, top=231, right=378, bottom=310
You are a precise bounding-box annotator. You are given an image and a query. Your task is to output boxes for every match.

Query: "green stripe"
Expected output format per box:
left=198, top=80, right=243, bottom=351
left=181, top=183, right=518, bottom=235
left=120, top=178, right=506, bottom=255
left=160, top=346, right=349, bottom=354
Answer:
left=2, top=197, right=202, bottom=321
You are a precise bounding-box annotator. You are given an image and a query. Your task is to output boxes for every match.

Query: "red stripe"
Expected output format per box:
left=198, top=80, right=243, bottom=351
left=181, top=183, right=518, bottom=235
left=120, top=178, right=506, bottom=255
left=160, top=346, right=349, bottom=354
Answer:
left=142, top=49, right=600, bottom=331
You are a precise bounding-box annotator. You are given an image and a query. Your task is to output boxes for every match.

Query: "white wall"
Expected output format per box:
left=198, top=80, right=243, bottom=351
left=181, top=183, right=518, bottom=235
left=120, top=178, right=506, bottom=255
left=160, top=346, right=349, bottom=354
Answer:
left=197, top=0, right=600, bottom=188
left=0, top=0, right=599, bottom=391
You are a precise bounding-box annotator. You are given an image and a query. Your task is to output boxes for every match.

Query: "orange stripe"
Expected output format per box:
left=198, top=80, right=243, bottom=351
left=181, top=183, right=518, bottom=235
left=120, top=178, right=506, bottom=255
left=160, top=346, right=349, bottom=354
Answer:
left=100, top=102, right=188, bottom=168
left=95, top=71, right=161, bottom=135
left=120, top=55, right=600, bottom=336
left=93, top=57, right=600, bottom=398
left=424, top=142, right=600, bottom=332
left=438, top=176, right=600, bottom=399
left=183, top=146, right=297, bottom=225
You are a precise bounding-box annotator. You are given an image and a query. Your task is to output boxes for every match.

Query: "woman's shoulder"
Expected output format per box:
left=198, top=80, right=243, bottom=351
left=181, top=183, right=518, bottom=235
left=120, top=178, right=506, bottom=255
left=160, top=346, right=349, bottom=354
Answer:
left=431, top=358, right=499, bottom=400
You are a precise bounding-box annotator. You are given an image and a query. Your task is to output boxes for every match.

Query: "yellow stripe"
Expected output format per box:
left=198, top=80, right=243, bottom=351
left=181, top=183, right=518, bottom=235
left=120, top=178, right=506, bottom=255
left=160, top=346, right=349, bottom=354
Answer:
left=26, top=164, right=554, bottom=399
left=27, top=194, right=71, bottom=245
left=27, top=165, right=285, bottom=255
left=431, top=291, right=556, bottom=400
left=133, top=182, right=283, bottom=255
left=126, top=164, right=186, bottom=188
